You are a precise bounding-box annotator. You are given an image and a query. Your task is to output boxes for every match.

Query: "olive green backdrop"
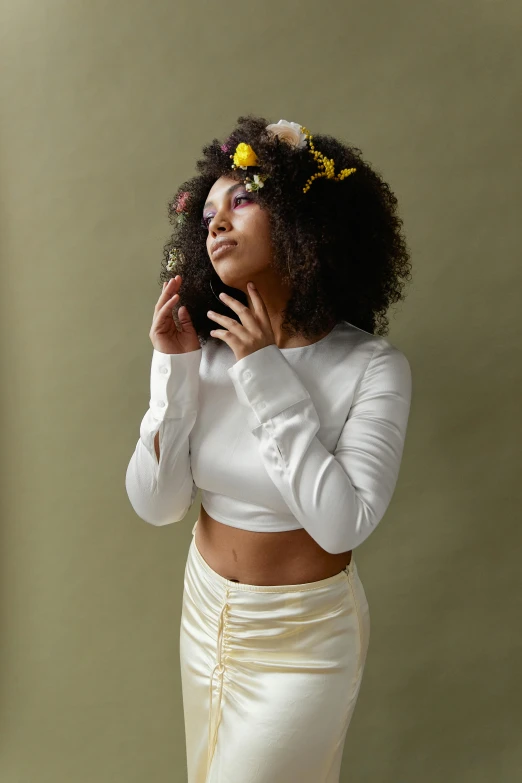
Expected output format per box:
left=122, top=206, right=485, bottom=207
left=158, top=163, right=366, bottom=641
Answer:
left=1, top=1, right=520, bottom=781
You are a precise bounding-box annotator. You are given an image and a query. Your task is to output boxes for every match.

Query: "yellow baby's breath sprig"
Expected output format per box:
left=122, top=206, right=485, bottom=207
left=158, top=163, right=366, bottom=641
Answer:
left=300, top=125, right=356, bottom=194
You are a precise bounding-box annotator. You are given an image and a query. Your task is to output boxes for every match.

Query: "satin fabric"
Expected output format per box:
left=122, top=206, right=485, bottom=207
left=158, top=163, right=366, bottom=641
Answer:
left=179, top=522, right=370, bottom=782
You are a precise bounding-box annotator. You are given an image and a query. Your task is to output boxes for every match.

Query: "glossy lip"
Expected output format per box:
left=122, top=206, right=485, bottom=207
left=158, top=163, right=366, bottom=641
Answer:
left=212, top=241, right=238, bottom=258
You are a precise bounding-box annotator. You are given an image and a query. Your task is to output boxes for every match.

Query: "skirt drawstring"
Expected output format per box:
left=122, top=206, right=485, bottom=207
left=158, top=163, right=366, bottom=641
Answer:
left=207, top=587, right=230, bottom=774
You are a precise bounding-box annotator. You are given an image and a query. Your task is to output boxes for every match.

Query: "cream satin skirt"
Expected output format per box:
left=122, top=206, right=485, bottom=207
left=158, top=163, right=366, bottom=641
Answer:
left=179, top=520, right=370, bottom=783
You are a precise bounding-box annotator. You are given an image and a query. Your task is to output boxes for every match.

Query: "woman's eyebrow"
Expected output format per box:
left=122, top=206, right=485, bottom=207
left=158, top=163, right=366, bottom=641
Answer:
left=203, top=182, right=243, bottom=212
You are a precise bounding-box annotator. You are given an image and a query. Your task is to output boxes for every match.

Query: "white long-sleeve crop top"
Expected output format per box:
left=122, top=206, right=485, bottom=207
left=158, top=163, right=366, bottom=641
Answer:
left=125, top=320, right=412, bottom=554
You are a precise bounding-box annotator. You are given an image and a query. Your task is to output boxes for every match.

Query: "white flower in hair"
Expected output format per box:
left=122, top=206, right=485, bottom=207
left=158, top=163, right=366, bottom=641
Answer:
left=167, top=249, right=178, bottom=271
left=266, top=119, right=307, bottom=149
left=245, top=174, right=266, bottom=192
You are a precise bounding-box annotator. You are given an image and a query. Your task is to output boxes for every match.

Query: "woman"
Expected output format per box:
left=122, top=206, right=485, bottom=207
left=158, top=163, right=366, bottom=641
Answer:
left=125, top=115, right=413, bottom=782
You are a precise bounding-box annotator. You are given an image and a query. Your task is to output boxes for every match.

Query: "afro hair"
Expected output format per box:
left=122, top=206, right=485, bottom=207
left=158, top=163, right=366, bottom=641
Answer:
left=160, top=114, right=412, bottom=346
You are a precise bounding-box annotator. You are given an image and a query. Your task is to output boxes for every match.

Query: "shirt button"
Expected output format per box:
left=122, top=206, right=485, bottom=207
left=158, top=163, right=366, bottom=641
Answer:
left=244, top=371, right=252, bottom=380
left=160, top=366, right=169, bottom=374
left=259, top=402, right=266, bottom=410
left=157, top=400, right=165, bottom=408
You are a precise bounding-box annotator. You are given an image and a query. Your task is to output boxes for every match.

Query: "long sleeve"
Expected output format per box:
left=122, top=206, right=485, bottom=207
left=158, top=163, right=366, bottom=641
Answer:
left=125, top=347, right=202, bottom=526
left=227, top=340, right=412, bottom=554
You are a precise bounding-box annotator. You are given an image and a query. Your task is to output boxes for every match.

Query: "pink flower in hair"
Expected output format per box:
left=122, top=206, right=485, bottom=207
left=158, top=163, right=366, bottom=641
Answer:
left=175, top=190, right=190, bottom=213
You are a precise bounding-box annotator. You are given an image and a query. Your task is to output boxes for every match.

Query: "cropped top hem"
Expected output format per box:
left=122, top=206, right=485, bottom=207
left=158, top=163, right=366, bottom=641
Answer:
left=125, top=320, right=412, bottom=554
left=198, top=503, right=304, bottom=534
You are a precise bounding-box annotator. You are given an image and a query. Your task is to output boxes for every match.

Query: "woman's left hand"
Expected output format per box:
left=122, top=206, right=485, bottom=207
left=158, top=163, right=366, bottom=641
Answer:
left=207, top=282, right=276, bottom=362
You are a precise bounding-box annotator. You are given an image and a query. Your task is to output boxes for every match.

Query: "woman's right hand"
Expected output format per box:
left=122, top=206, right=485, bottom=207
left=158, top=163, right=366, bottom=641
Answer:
left=149, top=275, right=201, bottom=354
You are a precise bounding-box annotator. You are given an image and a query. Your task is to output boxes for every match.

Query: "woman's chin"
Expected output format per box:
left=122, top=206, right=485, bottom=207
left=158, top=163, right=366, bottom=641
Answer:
left=218, top=270, right=246, bottom=291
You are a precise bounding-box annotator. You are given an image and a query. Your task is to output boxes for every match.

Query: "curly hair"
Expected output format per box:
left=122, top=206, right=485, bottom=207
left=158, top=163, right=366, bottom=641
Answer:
left=159, top=114, right=412, bottom=345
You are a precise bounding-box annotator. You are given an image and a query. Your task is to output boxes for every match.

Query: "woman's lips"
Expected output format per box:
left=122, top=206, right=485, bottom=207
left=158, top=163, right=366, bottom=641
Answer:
left=213, top=242, right=237, bottom=259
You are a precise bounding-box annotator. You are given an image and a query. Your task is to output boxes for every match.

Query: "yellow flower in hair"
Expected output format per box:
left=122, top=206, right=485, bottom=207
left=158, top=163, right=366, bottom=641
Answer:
left=232, top=142, right=259, bottom=169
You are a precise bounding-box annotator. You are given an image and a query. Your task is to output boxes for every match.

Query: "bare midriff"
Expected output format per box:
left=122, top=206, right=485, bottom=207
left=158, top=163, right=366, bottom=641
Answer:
left=195, top=503, right=352, bottom=586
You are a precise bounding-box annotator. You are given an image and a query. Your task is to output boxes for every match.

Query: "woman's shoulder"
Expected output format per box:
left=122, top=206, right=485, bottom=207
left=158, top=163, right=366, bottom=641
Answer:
left=340, top=320, right=407, bottom=355
left=335, top=322, right=411, bottom=384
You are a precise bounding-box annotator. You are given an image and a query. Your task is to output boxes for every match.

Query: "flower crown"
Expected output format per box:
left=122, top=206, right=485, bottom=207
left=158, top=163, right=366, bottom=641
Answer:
left=227, top=119, right=356, bottom=195
left=167, top=119, right=356, bottom=271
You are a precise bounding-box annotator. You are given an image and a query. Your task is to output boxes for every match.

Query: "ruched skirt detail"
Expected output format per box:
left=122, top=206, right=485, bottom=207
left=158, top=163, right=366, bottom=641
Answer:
left=179, top=522, right=370, bottom=782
